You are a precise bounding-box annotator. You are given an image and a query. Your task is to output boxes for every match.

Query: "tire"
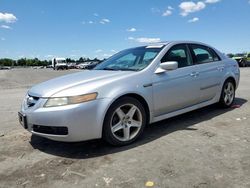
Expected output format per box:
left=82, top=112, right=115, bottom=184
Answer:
left=219, top=79, right=235, bottom=108
left=103, top=97, right=146, bottom=146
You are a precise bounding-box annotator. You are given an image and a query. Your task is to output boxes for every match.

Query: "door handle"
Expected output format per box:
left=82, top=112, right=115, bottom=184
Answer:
left=190, top=72, right=196, bottom=77
left=217, top=67, right=225, bottom=71
left=190, top=72, right=199, bottom=77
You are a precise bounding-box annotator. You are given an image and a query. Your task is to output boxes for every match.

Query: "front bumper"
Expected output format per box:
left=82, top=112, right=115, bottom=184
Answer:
left=19, top=97, right=112, bottom=142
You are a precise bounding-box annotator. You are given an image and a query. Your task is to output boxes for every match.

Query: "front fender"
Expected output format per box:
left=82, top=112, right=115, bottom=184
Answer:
left=104, top=85, right=154, bottom=118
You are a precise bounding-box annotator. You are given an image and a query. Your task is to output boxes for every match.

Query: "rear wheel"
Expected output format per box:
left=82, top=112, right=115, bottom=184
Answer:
left=103, top=97, right=146, bottom=146
left=219, top=80, right=235, bottom=108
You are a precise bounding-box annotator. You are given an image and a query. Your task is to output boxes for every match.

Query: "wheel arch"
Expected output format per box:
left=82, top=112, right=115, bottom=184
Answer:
left=224, top=76, right=236, bottom=88
left=121, top=93, right=151, bottom=125
left=101, top=93, right=151, bottom=134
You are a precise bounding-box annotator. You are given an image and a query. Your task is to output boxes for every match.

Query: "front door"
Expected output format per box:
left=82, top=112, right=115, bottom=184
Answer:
left=152, top=44, right=201, bottom=117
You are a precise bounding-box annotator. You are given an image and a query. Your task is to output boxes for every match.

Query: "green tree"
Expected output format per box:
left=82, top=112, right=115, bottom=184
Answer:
left=0, top=58, right=14, bottom=66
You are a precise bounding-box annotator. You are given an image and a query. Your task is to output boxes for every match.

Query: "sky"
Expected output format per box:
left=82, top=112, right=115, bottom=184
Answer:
left=0, top=0, right=250, bottom=60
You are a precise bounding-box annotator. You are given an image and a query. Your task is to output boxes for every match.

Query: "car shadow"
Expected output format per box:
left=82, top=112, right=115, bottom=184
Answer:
left=30, top=97, right=247, bottom=159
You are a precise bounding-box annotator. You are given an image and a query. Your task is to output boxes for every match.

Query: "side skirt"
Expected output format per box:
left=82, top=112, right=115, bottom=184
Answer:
left=152, top=97, right=218, bottom=123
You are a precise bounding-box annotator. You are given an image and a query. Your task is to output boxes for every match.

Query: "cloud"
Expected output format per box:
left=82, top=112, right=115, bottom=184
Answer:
left=162, top=10, right=172, bottom=16
left=0, top=12, right=17, bottom=23
left=95, top=49, right=103, bottom=53
left=111, top=49, right=117, bottom=53
left=151, top=8, right=161, bottom=14
left=82, top=15, right=111, bottom=25
left=18, top=55, right=25, bottom=58
left=45, top=54, right=54, bottom=58
left=162, top=6, right=174, bottom=17
left=100, top=18, right=110, bottom=24
left=168, top=6, right=174, bottom=10
left=205, top=0, right=220, bottom=3
left=1, top=25, right=11, bottom=29
left=137, top=37, right=161, bottom=43
left=128, top=37, right=161, bottom=43
left=188, top=17, right=199, bottom=23
left=179, top=1, right=206, bottom=16
left=127, top=28, right=137, bottom=32
left=1, top=37, right=5, bottom=41
left=103, top=18, right=110, bottom=22
left=103, top=54, right=112, bottom=57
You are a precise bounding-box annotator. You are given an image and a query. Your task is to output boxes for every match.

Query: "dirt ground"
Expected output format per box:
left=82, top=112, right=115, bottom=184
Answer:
left=0, top=68, right=249, bottom=188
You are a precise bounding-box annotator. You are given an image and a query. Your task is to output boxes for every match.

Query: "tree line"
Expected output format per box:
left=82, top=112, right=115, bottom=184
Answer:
left=0, top=57, right=103, bottom=67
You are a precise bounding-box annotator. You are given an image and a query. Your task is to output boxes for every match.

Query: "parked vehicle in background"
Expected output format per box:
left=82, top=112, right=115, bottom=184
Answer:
left=0, top=66, right=11, bottom=70
left=76, top=62, right=92, bottom=69
left=84, top=61, right=100, bottom=70
left=232, top=53, right=247, bottom=67
left=46, top=65, right=53, bottom=69
left=52, top=58, right=68, bottom=70
left=246, top=53, right=250, bottom=63
left=18, top=41, right=240, bottom=146
left=67, top=63, right=77, bottom=69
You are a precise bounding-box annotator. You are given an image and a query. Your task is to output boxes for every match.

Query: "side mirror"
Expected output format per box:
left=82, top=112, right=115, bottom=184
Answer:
left=155, top=61, right=178, bottom=74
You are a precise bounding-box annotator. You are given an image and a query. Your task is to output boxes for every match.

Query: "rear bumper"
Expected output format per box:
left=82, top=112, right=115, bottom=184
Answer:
left=19, top=98, right=112, bottom=142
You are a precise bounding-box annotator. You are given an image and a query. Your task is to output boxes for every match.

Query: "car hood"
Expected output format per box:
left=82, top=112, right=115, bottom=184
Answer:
left=28, top=70, right=133, bottom=97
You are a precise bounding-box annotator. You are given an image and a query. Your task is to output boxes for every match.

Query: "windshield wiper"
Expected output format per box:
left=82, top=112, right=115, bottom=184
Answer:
left=119, top=68, right=138, bottom=71
left=102, top=67, right=138, bottom=71
left=103, top=67, right=118, bottom=71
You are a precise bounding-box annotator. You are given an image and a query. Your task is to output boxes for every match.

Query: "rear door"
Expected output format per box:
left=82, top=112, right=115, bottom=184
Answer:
left=152, top=44, right=201, bottom=117
left=188, top=44, right=225, bottom=102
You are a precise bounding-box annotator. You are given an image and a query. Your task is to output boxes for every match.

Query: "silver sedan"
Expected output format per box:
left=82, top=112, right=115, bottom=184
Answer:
left=18, top=41, right=240, bottom=145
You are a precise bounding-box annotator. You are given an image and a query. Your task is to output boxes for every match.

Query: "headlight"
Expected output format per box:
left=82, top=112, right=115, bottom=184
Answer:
left=44, top=92, right=98, bottom=107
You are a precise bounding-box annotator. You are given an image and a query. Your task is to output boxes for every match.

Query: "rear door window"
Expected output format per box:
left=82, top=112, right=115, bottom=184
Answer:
left=189, top=44, right=220, bottom=64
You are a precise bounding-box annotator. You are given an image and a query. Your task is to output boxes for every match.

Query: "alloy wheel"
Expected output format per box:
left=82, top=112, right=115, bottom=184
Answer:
left=223, top=82, right=234, bottom=106
left=110, top=104, right=142, bottom=142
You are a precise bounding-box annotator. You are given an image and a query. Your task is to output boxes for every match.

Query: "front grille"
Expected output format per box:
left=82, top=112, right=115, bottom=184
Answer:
left=33, top=125, right=68, bottom=135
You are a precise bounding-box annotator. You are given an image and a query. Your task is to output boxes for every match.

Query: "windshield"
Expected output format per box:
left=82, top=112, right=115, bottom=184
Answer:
left=94, top=46, right=163, bottom=71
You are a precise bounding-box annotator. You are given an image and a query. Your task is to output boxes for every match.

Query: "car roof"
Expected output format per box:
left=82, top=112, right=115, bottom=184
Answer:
left=134, top=40, right=226, bottom=60
left=155, top=40, right=211, bottom=46
left=133, top=41, right=215, bottom=49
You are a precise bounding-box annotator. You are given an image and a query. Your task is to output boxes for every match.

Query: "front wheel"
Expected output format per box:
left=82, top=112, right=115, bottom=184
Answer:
left=219, top=80, right=235, bottom=108
left=103, top=97, right=146, bottom=146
